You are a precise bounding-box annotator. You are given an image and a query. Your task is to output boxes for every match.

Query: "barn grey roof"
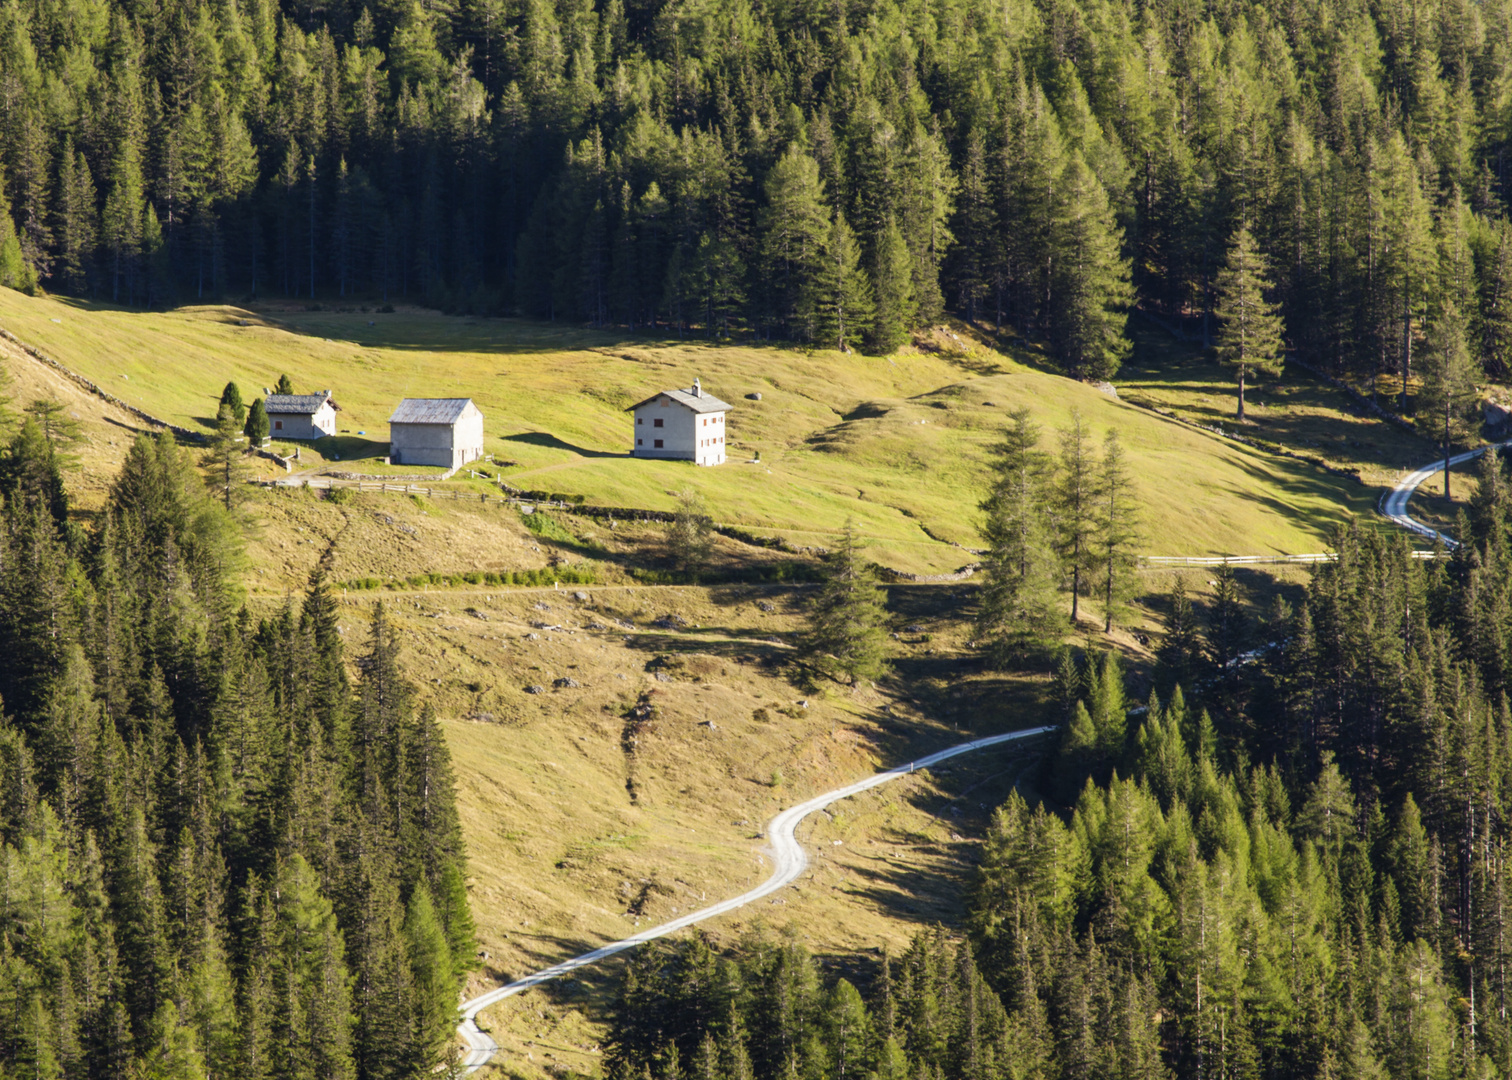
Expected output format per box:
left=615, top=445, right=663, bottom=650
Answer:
left=388, top=398, right=479, bottom=425
left=625, top=385, right=731, bottom=414
left=264, top=392, right=332, bottom=415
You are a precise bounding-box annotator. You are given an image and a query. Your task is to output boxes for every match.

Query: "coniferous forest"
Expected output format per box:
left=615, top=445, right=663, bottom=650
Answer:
left=0, top=414, right=475, bottom=1079
left=0, top=0, right=1510, bottom=374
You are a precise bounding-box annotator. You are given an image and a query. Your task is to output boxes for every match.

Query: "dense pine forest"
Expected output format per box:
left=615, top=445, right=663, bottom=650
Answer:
left=0, top=405, right=475, bottom=1079
left=598, top=455, right=1512, bottom=1080
left=0, top=0, right=1510, bottom=373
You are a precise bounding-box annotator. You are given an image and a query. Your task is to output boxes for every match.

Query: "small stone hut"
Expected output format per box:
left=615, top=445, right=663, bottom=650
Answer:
left=388, top=398, right=485, bottom=468
left=265, top=391, right=337, bottom=439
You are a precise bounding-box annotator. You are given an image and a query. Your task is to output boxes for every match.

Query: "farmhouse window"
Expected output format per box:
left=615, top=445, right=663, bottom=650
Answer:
left=654, top=418, right=664, bottom=428
left=637, top=439, right=643, bottom=446
left=654, top=439, right=664, bottom=448
left=274, top=420, right=282, bottom=430
left=637, top=418, right=642, bottom=425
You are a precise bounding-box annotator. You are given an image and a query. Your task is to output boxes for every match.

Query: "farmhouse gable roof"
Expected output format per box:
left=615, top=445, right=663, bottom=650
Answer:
left=625, top=382, right=731, bottom=415
left=388, top=398, right=479, bottom=424
left=265, top=392, right=334, bottom=415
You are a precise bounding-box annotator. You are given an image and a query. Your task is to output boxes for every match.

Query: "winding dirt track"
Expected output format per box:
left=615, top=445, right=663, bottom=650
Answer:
left=455, top=725, right=1057, bottom=1071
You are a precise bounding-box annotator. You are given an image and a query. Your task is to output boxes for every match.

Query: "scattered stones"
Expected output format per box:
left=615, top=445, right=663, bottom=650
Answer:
left=470, top=610, right=489, bottom=620
left=747, top=391, right=762, bottom=400
left=982, top=401, right=996, bottom=406
left=524, top=633, right=540, bottom=641
left=532, top=601, right=551, bottom=611
left=653, top=672, right=672, bottom=683
left=469, top=712, right=496, bottom=723
left=524, top=685, right=545, bottom=694
left=699, top=720, right=717, bottom=729
left=904, top=624, right=924, bottom=633
left=757, top=601, right=776, bottom=613
left=586, top=622, right=610, bottom=631
left=553, top=677, right=580, bottom=689
left=653, top=614, right=688, bottom=629
left=797, top=699, right=809, bottom=708
left=572, top=591, right=590, bottom=601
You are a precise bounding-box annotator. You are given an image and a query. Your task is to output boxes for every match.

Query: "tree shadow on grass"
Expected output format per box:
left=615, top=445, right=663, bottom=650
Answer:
left=503, top=431, right=629, bottom=459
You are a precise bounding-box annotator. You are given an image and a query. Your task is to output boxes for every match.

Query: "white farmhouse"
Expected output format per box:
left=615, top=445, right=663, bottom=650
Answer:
left=265, top=391, right=338, bottom=439
left=627, top=378, right=731, bottom=466
left=388, top=398, right=485, bottom=468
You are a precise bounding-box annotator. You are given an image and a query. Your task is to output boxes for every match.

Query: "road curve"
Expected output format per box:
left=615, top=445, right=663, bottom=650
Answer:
left=456, top=724, right=1057, bottom=1071
left=1382, top=442, right=1511, bottom=546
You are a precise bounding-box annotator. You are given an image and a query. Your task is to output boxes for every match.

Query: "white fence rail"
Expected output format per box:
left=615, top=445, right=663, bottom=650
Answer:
left=1142, top=551, right=1444, bottom=567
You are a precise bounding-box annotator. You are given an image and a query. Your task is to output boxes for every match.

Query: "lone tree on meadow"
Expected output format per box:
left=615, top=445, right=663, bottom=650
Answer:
left=667, top=489, right=713, bottom=578
left=806, top=521, right=889, bottom=683
left=219, top=381, right=246, bottom=421
left=243, top=397, right=269, bottom=444
left=977, top=407, right=1063, bottom=662
left=1213, top=224, right=1286, bottom=422
left=1419, top=300, right=1479, bottom=501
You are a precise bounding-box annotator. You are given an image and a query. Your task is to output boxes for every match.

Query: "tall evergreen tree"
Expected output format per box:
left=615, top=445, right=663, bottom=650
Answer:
left=977, top=408, right=1062, bottom=662
left=1418, top=300, right=1478, bottom=501
left=1213, top=223, right=1286, bottom=422
left=805, top=521, right=889, bottom=684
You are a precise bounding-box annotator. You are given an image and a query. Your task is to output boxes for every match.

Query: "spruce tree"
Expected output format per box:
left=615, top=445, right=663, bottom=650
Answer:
left=977, top=407, right=1062, bottom=663
left=814, top=210, right=873, bottom=353
left=274, top=374, right=294, bottom=395
left=1158, top=577, right=1204, bottom=693
left=243, top=398, right=269, bottom=444
left=1213, top=223, right=1286, bottom=422
left=805, top=521, right=889, bottom=684
left=868, top=217, right=914, bottom=354
left=1419, top=301, right=1478, bottom=501
left=218, top=382, right=245, bottom=422
left=1049, top=154, right=1132, bottom=381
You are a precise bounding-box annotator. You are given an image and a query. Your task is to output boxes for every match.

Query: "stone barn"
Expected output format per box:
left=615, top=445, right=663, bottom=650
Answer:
left=627, top=378, right=730, bottom=466
left=265, top=391, right=337, bottom=439
left=388, top=398, right=485, bottom=468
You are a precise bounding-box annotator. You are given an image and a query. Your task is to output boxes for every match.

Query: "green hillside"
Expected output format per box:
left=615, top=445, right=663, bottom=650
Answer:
left=0, top=291, right=1391, bottom=570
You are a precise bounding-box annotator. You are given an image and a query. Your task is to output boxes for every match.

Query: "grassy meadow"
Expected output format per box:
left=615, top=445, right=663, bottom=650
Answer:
left=0, top=289, right=1405, bottom=570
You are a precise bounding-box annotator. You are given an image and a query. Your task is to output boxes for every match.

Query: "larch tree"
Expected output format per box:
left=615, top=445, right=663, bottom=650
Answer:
left=1418, top=300, right=1478, bottom=501
left=1053, top=409, right=1099, bottom=624
left=203, top=403, right=251, bottom=512
left=667, top=489, right=714, bottom=579
left=757, top=147, right=829, bottom=342
left=806, top=520, right=889, bottom=684
left=977, top=407, right=1063, bottom=662
left=1098, top=429, right=1140, bottom=633
left=1213, top=223, right=1286, bottom=422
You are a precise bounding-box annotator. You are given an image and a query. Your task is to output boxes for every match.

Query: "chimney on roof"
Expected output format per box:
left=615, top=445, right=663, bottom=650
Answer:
left=694, top=377, right=702, bottom=398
